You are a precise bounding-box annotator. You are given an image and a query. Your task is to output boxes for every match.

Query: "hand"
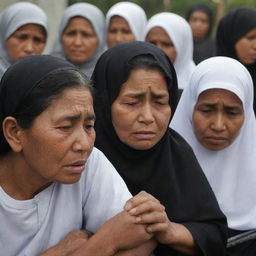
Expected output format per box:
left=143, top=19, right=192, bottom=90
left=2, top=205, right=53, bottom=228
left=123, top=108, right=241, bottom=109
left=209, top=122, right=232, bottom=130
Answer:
left=41, top=230, right=89, bottom=256
left=97, top=210, right=153, bottom=253
left=124, top=191, right=174, bottom=244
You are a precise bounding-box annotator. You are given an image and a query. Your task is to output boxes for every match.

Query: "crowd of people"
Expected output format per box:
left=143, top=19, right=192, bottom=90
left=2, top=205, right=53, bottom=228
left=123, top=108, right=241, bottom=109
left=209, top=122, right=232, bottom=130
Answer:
left=0, top=1, right=256, bottom=256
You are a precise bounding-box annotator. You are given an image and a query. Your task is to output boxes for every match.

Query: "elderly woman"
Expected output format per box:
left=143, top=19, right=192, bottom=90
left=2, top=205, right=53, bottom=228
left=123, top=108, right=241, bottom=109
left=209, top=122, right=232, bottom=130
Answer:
left=0, top=54, right=168, bottom=256
left=144, top=12, right=196, bottom=93
left=171, top=56, right=256, bottom=255
left=91, top=41, right=227, bottom=256
left=51, top=3, right=105, bottom=78
left=106, top=1, right=147, bottom=48
left=0, top=2, right=48, bottom=78
left=216, top=7, right=256, bottom=115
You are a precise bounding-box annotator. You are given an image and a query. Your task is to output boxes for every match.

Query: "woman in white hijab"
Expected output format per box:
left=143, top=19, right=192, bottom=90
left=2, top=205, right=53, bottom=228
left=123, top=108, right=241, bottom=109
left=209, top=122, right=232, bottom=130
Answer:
left=106, top=2, right=147, bottom=48
left=0, top=2, right=48, bottom=79
left=144, top=12, right=196, bottom=92
left=51, top=3, right=105, bottom=78
left=171, top=56, right=256, bottom=255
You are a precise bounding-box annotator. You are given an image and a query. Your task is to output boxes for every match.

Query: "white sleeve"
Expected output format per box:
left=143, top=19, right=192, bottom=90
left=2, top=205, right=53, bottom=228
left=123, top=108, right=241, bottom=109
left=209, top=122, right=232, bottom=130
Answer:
left=82, top=147, right=132, bottom=233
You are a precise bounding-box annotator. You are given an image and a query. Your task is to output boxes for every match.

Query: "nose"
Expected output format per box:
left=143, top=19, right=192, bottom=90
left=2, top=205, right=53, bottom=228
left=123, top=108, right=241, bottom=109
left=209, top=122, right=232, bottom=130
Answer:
left=24, top=40, right=34, bottom=55
left=115, top=31, right=124, bottom=43
left=210, top=113, right=226, bottom=132
left=72, top=128, right=92, bottom=153
left=74, top=34, right=83, bottom=46
left=138, top=103, right=154, bottom=125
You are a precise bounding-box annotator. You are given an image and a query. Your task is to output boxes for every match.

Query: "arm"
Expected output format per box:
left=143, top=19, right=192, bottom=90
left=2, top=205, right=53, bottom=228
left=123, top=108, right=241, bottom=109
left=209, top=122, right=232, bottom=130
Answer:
left=125, top=191, right=200, bottom=255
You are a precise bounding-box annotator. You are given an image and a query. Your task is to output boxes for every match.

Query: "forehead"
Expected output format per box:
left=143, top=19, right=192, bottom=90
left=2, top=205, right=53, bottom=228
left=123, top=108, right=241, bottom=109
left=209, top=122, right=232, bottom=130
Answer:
left=197, top=88, right=243, bottom=105
left=190, top=11, right=209, bottom=21
left=66, top=16, right=94, bottom=30
left=119, top=68, right=168, bottom=93
left=147, top=26, right=171, bottom=40
left=109, top=15, right=130, bottom=27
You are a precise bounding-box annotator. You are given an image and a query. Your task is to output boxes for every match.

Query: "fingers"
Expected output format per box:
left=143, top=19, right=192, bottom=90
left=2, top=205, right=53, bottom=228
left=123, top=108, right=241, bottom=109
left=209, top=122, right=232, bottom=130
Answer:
left=128, top=200, right=165, bottom=216
left=124, top=191, right=159, bottom=211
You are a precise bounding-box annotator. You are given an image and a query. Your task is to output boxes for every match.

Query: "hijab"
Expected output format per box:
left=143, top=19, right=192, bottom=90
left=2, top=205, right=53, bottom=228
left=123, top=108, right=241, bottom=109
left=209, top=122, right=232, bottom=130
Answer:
left=144, top=12, right=196, bottom=90
left=0, top=55, right=75, bottom=154
left=92, top=41, right=227, bottom=255
left=216, top=7, right=256, bottom=113
left=51, top=3, right=105, bottom=78
left=0, top=2, right=48, bottom=78
left=106, top=2, right=147, bottom=41
left=171, top=56, right=256, bottom=231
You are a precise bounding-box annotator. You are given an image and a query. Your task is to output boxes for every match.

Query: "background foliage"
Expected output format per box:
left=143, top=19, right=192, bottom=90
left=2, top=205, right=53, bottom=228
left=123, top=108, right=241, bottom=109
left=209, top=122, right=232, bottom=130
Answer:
left=68, top=0, right=256, bottom=17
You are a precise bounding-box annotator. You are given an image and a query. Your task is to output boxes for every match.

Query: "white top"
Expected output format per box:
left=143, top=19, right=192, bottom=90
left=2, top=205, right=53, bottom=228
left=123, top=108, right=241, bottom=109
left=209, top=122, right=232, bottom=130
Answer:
left=171, top=56, right=256, bottom=230
left=106, top=1, right=147, bottom=41
left=144, top=12, right=196, bottom=89
left=0, top=147, right=131, bottom=256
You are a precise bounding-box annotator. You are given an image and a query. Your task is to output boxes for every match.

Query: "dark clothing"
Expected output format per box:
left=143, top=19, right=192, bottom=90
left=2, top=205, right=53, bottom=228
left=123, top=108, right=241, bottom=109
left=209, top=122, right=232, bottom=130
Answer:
left=92, top=41, right=228, bottom=256
left=193, top=37, right=216, bottom=64
left=216, top=7, right=256, bottom=115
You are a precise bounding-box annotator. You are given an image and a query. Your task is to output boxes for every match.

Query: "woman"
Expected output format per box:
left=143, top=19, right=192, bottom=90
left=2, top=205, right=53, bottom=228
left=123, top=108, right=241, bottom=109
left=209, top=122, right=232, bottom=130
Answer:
left=216, top=7, right=256, bottom=115
left=92, top=41, right=227, bottom=255
left=144, top=12, right=196, bottom=93
left=0, top=2, right=48, bottom=79
left=51, top=3, right=105, bottom=78
left=106, top=1, right=147, bottom=48
left=186, top=4, right=216, bottom=64
left=171, top=56, right=256, bottom=255
left=0, top=54, right=167, bottom=256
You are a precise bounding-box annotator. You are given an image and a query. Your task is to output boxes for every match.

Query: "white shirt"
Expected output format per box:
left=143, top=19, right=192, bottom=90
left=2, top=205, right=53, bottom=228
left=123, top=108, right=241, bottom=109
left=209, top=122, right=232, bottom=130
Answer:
left=0, top=147, right=131, bottom=256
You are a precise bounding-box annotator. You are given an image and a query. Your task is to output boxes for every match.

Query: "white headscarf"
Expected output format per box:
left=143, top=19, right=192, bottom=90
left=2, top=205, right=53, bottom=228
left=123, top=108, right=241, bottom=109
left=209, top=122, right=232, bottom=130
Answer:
left=51, top=3, right=105, bottom=78
left=144, top=12, right=196, bottom=90
left=106, top=2, right=147, bottom=41
left=171, top=56, right=256, bottom=230
left=0, top=2, right=48, bottom=78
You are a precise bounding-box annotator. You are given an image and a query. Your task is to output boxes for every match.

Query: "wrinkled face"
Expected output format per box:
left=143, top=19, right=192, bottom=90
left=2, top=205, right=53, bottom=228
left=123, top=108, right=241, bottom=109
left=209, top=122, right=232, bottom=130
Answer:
left=235, top=28, right=256, bottom=65
left=111, top=68, right=171, bottom=150
left=107, top=16, right=136, bottom=48
left=146, top=27, right=177, bottom=63
left=188, top=11, right=210, bottom=40
left=6, top=24, right=46, bottom=61
left=20, top=86, right=96, bottom=185
left=192, top=89, right=244, bottom=151
left=61, top=16, right=99, bottom=64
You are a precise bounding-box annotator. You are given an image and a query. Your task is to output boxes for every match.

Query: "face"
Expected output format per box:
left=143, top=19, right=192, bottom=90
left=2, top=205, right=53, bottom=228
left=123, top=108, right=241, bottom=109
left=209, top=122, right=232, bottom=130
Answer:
left=111, top=68, right=171, bottom=150
left=6, top=24, right=46, bottom=61
left=20, top=86, right=96, bottom=185
left=107, top=16, right=136, bottom=48
left=235, top=28, right=256, bottom=65
left=61, top=16, right=99, bottom=64
left=188, top=11, right=210, bottom=40
left=146, top=27, right=177, bottom=63
left=193, top=89, right=244, bottom=151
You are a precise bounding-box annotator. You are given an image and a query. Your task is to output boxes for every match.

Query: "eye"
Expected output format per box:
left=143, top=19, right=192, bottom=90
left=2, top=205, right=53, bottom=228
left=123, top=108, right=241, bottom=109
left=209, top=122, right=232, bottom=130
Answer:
left=59, top=125, right=72, bottom=131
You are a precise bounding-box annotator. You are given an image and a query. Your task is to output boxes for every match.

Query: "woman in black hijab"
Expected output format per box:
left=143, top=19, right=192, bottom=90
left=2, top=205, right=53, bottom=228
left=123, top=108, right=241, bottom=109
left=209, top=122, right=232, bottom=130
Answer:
left=186, top=4, right=216, bottom=64
left=92, top=41, right=227, bottom=255
left=216, top=7, right=256, bottom=115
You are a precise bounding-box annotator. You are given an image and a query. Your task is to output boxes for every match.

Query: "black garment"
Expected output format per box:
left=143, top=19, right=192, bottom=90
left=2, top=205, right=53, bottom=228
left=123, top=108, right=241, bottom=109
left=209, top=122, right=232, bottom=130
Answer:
left=216, top=7, right=256, bottom=115
left=92, top=41, right=227, bottom=255
left=186, top=4, right=216, bottom=64
left=193, top=37, right=216, bottom=64
left=227, top=229, right=256, bottom=256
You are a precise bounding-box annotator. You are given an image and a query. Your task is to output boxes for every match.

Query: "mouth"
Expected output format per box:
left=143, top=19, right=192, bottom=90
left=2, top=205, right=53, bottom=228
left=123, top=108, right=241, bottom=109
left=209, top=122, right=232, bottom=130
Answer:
left=64, top=160, right=86, bottom=173
left=133, top=131, right=156, bottom=140
left=205, top=136, right=228, bottom=144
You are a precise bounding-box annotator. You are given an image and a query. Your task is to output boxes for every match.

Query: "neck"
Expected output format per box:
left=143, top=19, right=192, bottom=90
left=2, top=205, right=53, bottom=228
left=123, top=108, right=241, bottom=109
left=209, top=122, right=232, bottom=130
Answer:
left=0, top=152, right=52, bottom=200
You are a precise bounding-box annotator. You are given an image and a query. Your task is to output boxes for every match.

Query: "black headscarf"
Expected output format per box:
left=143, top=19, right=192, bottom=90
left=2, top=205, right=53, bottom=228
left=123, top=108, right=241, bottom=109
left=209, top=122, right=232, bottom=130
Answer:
left=92, top=41, right=227, bottom=255
left=216, top=7, right=256, bottom=113
left=186, top=4, right=214, bottom=38
left=0, top=54, right=75, bottom=154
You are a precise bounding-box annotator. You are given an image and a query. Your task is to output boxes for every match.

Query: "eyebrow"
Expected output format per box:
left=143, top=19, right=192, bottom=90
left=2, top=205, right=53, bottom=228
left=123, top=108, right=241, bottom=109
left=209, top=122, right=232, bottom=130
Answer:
left=198, top=103, right=242, bottom=110
left=124, top=92, right=169, bottom=98
left=61, top=113, right=96, bottom=122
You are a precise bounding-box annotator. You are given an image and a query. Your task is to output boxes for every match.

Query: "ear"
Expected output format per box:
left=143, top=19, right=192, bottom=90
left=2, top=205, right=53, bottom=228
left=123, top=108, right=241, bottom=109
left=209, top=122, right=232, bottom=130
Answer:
left=2, top=117, right=24, bottom=153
